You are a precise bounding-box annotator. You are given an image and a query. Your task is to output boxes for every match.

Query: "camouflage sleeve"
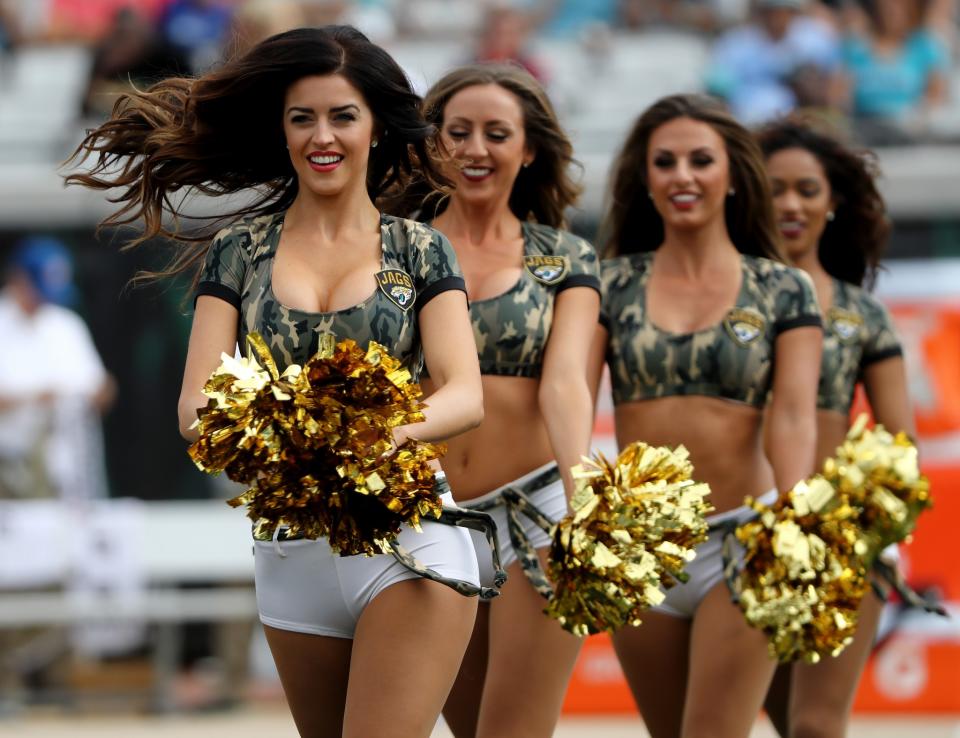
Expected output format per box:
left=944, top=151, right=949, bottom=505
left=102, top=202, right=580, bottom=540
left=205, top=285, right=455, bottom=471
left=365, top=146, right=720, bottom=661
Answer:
left=195, top=224, right=249, bottom=310
left=773, top=265, right=822, bottom=335
left=598, top=259, right=617, bottom=330
left=557, top=231, right=601, bottom=295
left=409, top=224, right=467, bottom=311
left=861, top=293, right=903, bottom=367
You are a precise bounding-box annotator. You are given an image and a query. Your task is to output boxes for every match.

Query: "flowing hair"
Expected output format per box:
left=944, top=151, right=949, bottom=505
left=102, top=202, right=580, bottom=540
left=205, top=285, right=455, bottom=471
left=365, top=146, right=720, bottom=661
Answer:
left=64, top=25, right=447, bottom=283
left=602, top=94, right=783, bottom=261
left=757, top=118, right=889, bottom=289
left=390, top=63, right=581, bottom=228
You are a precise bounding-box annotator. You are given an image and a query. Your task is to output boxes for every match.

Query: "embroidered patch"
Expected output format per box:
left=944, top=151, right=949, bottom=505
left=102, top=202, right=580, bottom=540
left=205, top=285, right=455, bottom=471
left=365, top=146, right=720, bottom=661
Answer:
left=723, top=308, right=766, bottom=347
left=523, top=255, right=568, bottom=285
left=376, top=269, right=416, bottom=311
left=827, top=307, right=863, bottom=345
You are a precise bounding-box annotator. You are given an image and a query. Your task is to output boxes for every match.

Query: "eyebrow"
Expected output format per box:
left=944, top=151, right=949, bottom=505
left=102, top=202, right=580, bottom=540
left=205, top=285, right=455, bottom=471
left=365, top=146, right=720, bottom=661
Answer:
left=447, top=116, right=513, bottom=127
left=286, top=103, right=361, bottom=115
left=652, top=146, right=716, bottom=155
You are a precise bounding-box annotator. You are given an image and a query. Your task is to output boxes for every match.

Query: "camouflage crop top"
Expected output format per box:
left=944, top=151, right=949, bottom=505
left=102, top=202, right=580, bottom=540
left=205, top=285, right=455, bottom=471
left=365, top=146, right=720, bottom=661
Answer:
left=599, top=252, right=821, bottom=407
left=464, top=222, right=600, bottom=378
left=818, top=279, right=903, bottom=414
left=195, top=212, right=466, bottom=378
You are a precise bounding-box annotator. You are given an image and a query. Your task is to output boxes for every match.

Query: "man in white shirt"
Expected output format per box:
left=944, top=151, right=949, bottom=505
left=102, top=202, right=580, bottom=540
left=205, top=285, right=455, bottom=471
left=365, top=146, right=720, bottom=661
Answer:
left=0, top=237, right=113, bottom=500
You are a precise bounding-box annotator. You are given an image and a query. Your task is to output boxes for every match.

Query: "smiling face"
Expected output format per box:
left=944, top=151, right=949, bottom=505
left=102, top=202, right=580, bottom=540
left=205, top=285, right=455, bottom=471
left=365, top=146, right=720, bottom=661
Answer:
left=646, top=116, right=731, bottom=233
left=438, top=82, right=532, bottom=208
left=282, top=74, right=376, bottom=198
left=766, top=146, right=833, bottom=262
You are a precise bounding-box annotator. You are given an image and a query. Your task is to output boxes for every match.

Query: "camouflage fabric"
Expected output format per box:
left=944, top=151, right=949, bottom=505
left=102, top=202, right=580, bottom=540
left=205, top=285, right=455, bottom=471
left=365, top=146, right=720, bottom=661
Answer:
left=818, top=279, right=903, bottom=414
left=465, top=223, right=599, bottom=378
left=196, top=212, right=465, bottom=379
left=465, top=464, right=561, bottom=600
left=600, top=253, right=822, bottom=407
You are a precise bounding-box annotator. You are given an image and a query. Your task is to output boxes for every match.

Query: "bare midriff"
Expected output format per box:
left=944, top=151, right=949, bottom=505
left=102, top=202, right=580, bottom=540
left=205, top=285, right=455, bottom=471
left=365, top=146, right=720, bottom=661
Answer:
left=422, top=374, right=554, bottom=501
left=614, top=395, right=775, bottom=515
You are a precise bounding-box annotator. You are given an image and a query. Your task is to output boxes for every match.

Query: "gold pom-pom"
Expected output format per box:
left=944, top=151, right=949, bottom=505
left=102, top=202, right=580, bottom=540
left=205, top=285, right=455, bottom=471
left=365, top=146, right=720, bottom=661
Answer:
left=733, top=478, right=869, bottom=664
left=545, top=442, right=712, bottom=636
left=823, top=414, right=931, bottom=564
left=188, top=333, right=444, bottom=556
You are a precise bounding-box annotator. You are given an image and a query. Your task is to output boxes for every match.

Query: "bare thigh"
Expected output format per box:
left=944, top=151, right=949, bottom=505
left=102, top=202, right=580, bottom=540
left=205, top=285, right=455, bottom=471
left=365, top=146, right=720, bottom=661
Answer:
left=475, top=553, right=583, bottom=738
left=442, top=603, right=489, bottom=738
left=787, top=592, right=884, bottom=738
left=343, top=577, right=478, bottom=738
left=263, top=625, right=352, bottom=738
left=682, top=583, right=778, bottom=738
left=612, top=608, right=691, bottom=738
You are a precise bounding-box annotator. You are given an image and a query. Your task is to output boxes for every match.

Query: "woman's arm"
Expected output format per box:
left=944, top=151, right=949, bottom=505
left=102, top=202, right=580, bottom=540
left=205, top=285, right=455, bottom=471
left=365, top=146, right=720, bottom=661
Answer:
left=766, top=326, right=823, bottom=492
left=863, top=356, right=916, bottom=438
left=177, top=296, right=239, bottom=441
left=539, top=287, right=602, bottom=497
left=406, top=289, right=483, bottom=443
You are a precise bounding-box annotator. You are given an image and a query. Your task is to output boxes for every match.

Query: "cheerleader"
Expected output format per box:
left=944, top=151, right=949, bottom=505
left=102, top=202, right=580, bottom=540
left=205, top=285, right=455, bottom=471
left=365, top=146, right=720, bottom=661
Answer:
left=758, top=119, right=914, bottom=738
left=68, top=26, right=487, bottom=738
left=587, top=94, right=822, bottom=738
left=400, top=64, right=600, bottom=737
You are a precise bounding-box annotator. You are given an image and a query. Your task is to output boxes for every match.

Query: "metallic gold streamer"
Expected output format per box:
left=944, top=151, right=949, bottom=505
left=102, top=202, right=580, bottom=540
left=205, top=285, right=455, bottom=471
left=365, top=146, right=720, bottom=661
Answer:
left=734, top=478, right=869, bottom=664
left=546, top=442, right=712, bottom=636
left=188, top=333, right=444, bottom=556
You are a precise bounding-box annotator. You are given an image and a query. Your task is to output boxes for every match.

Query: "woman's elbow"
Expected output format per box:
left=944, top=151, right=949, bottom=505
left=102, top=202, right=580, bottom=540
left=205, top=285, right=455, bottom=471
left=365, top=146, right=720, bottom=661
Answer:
left=177, top=396, right=200, bottom=441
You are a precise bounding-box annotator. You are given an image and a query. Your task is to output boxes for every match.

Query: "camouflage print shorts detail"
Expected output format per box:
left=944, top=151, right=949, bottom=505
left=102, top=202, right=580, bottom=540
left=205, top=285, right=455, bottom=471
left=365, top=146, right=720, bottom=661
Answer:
left=464, top=223, right=600, bottom=379
left=819, top=279, right=903, bottom=414
left=599, top=252, right=822, bottom=407
left=196, top=212, right=466, bottom=377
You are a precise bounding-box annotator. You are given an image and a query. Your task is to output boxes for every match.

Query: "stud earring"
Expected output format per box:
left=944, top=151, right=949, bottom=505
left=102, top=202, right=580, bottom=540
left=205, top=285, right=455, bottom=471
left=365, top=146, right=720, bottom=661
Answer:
left=371, top=138, right=379, bottom=148
left=826, top=210, right=835, bottom=221
left=728, top=187, right=736, bottom=196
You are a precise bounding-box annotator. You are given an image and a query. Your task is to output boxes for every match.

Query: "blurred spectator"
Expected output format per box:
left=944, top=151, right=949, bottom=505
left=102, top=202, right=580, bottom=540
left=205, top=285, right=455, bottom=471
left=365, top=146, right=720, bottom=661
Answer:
left=228, top=0, right=306, bottom=57
left=80, top=6, right=179, bottom=117
left=157, top=0, right=234, bottom=74
left=619, top=0, right=743, bottom=33
left=474, top=6, right=547, bottom=82
left=0, top=237, right=114, bottom=502
left=840, top=0, right=952, bottom=142
left=0, top=1, right=21, bottom=53
left=534, top=0, right=619, bottom=37
left=705, top=0, right=843, bottom=124
left=45, top=0, right=169, bottom=43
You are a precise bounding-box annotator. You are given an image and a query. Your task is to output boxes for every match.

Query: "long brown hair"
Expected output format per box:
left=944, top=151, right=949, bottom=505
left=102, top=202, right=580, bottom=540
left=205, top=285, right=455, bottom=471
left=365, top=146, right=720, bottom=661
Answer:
left=393, top=63, right=581, bottom=228
left=757, top=118, right=889, bottom=289
left=64, top=25, right=447, bottom=282
left=602, top=94, right=783, bottom=260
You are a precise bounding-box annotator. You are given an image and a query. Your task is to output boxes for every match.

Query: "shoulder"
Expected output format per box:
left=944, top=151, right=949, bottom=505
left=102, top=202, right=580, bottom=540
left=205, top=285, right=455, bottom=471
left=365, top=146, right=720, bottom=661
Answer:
left=600, top=254, right=645, bottom=288
left=38, top=304, right=92, bottom=338
left=381, top=214, right=450, bottom=251
left=524, top=222, right=596, bottom=260
left=852, top=284, right=893, bottom=320
left=746, top=255, right=814, bottom=291
left=209, top=213, right=278, bottom=257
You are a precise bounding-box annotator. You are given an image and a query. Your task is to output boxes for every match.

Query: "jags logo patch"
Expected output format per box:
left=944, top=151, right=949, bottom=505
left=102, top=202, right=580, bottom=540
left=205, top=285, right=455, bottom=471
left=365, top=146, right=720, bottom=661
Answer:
left=376, top=269, right=416, bottom=311
left=524, top=255, right=568, bottom=286
left=723, top=308, right=766, bottom=347
left=827, top=307, right=863, bottom=344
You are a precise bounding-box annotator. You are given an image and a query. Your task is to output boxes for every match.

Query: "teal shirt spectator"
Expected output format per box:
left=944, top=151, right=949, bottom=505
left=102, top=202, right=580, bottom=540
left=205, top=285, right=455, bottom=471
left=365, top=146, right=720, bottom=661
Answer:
left=842, top=30, right=950, bottom=119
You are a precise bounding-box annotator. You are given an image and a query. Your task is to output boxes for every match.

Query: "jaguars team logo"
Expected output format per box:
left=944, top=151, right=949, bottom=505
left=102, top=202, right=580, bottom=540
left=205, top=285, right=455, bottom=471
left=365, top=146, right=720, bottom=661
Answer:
left=524, top=255, right=568, bottom=285
left=376, top=269, right=416, bottom=311
left=723, top=308, right=766, bottom=347
left=828, top=307, right=863, bottom=344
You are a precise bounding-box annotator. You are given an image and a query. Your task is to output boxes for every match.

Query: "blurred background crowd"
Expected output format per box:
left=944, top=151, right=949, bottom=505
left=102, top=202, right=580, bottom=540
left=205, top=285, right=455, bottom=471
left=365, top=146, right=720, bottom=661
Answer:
left=1, top=0, right=959, bottom=729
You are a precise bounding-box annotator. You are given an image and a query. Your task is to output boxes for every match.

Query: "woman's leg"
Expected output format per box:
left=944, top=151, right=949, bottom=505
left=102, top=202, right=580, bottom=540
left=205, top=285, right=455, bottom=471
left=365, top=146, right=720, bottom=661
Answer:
left=474, top=552, right=583, bottom=738
left=343, top=577, right=478, bottom=738
left=681, top=582, right=778, bottom=738
left=611, top=609, right=692, bottom=738
left=262, top=625, right=352, bottom=737
left=787, top=592, right=884, bottom=738
left=442, top=602, right=490, bottom=738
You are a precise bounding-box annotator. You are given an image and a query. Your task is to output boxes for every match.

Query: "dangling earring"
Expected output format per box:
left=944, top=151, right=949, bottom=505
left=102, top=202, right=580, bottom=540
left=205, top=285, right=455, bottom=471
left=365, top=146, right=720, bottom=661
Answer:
left=371, top=138, right=379, bottom=148
left=826, top=210, right=835, bottom=221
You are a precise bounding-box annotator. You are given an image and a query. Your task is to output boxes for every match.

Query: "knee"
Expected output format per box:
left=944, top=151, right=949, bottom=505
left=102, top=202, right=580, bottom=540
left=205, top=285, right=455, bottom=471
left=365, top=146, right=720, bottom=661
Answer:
left=790, top=710, right=848, bottom=738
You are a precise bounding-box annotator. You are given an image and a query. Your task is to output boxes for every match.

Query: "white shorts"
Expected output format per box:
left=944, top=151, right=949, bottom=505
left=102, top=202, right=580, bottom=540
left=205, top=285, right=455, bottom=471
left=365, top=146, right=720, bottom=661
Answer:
left=461, top=462, right=568, bottom=590
left=254, top=489, right=480, bottom=639
left=653, top=489, right=778, bottom=619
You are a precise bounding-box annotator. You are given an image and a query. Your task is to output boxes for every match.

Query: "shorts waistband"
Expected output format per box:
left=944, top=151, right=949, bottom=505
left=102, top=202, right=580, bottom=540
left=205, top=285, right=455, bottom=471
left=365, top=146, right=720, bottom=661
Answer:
left=707, top=488, right=778, bottom=529
left=461, top=461, right=561, bottom=507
